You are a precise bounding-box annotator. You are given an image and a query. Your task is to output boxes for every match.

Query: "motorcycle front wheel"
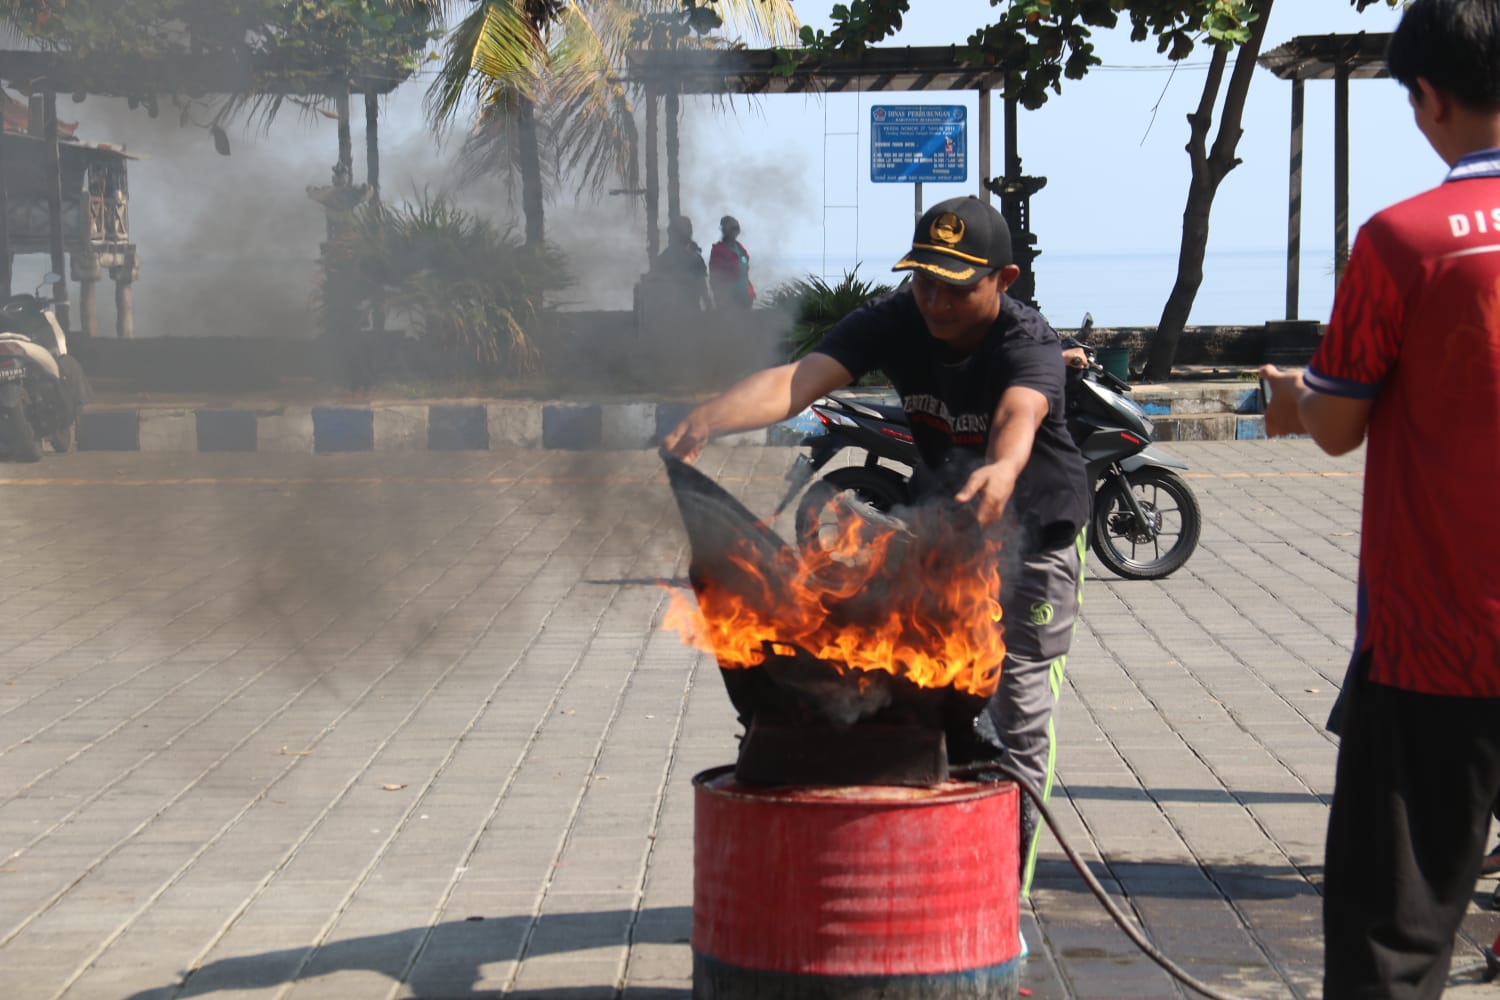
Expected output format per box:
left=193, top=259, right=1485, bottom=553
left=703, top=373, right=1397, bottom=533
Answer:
left=1090, top=467, right=1201, bottom=580
left=794, top=465, right=910, bottom=563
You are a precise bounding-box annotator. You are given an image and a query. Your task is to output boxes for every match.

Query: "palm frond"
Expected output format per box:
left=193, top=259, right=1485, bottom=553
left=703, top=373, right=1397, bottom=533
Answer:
left=765, top=267, right=895, bottom=360
left=710, top=0, right=800, bottom=46
left=547, top=4, right=638, bottom=193
left=456, top=91, right=562, bottom=192
left=427, top=0, right=547, bottom=128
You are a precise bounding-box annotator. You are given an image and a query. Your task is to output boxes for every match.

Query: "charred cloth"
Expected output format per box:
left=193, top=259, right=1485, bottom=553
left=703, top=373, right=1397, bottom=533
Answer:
left=661, top=452, right=1006, bottom=787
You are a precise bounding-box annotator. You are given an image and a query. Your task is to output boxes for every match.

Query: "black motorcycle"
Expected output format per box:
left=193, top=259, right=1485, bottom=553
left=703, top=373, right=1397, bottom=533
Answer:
left=0, top=273, right=88, bottom=462
left=775, top=318, right=1202, bottom=580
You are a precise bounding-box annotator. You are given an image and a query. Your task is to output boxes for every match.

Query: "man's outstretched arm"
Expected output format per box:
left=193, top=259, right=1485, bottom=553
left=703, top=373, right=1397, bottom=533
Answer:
left=662, top=353, right=855, bottom=462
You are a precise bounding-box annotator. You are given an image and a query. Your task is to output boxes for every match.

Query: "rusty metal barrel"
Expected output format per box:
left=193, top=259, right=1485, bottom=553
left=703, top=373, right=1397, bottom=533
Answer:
left=692, top=765, right=1021, bottom=999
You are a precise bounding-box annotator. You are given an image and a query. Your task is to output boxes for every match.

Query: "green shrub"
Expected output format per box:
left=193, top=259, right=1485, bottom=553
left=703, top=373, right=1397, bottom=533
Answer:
left=321, top=193, right=572, bottom=377
left=764, top=267, right=898, bottom=361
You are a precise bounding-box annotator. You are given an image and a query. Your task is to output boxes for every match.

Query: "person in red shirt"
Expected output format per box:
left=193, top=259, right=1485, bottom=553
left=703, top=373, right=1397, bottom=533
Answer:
left=709, top=215, right=755, bottom=310
left=1261, top=2, right=1500, bottom=994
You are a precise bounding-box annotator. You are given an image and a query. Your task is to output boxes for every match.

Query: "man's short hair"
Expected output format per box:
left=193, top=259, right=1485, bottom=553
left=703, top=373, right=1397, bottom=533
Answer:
left=1388, top=0, right=1500, bottom=111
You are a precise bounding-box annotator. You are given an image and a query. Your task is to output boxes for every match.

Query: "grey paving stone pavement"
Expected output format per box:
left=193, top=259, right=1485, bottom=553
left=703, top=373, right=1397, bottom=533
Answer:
left=2, top=442, right=1498, bottom=999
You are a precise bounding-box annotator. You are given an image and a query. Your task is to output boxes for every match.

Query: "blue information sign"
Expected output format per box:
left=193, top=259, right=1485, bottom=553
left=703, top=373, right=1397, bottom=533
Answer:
left=870, top=105, right=967, bottom=184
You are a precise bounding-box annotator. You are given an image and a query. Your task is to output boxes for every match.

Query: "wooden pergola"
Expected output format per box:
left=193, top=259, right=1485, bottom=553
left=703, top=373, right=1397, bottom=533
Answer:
left=1258, top=32, right=1392, bottom=320
left=623, top=46, right=1038, bottom=281
left=0, top=49, right=411, bottom=337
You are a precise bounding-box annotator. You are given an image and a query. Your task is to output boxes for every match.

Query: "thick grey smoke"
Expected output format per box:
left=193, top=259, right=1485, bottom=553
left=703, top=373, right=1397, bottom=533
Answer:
left=16, top=51, right=844, bottom=346
left=37, top=92, right=337, bottom=339
left=678, top=92, right=824, bottom=297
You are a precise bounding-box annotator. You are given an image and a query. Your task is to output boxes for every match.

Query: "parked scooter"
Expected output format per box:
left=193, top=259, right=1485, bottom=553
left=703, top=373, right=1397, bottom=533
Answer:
left=774, top=316, right=1202, bottom=580
left=0, top=273, right=88, bottom=461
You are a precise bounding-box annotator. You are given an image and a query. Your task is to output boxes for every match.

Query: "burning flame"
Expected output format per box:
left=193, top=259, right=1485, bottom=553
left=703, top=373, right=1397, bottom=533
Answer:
left=663, top=496, right=1006, bottom=698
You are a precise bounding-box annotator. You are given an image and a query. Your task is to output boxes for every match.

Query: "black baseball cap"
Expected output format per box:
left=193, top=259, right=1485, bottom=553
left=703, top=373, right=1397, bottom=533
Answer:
left=892, top=196, right=1013, bottom=287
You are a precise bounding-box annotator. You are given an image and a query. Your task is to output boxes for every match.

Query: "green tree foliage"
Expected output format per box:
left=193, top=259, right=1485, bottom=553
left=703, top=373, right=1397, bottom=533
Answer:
left=799, top=0, right=1395, bottom=107
left=764, top=267, right=896, bottom=361
left=2, top=0, right=438, bottom=115
left=12, top=0, right=434, bottom=62
left=425, top=0, right=800, bottom=246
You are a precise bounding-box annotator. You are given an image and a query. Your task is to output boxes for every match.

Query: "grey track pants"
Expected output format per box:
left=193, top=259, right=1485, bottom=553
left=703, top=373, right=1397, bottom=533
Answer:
left=983, top=530, right=1085, bottom=897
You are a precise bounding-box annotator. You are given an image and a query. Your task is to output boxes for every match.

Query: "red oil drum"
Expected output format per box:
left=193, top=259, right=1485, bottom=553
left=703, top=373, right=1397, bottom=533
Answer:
left=692, top=765, right=1021, bottom=999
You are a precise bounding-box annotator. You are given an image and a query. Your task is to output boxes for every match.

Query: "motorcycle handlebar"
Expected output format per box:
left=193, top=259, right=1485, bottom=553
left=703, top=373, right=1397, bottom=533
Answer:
left=1097, top=366, right=1132, bottom=393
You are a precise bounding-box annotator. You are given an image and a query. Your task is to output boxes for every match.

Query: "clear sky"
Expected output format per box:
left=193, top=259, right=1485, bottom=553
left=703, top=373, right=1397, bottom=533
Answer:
left=51, top=0, right=1425, bottom=336
left=706, top=0, right=1424, bottom=326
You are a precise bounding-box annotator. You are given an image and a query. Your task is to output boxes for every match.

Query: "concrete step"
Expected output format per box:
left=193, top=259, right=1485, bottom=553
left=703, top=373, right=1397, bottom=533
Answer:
left=1151, top=412, right=1266, bottom=442
left=1130, top=381, right=1262, bottom=416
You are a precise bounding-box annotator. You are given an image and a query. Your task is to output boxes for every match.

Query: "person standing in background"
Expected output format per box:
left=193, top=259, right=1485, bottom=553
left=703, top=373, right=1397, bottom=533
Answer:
left=654, top=215, right=711, bottom=313
left=710, top=215, right=755, bottom=310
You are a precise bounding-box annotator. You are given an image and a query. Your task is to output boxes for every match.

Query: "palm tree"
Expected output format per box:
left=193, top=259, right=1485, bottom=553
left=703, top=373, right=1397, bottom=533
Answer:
left=425, top=0, right=798, bottom=247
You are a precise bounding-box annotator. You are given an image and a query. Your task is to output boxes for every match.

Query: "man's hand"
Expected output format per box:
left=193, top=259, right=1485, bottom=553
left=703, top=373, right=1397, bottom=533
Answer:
left=954, top=462, right=1019, bottom=526
left=1258, top=364, right=1308, bottom=437
left=661, top=409, right=712, bottom=462
left=1062, top=346, right=1088, bottom=370
left=1258, top=363, right=1373, bottom=455
left=659, top=355, right=858, bottom=464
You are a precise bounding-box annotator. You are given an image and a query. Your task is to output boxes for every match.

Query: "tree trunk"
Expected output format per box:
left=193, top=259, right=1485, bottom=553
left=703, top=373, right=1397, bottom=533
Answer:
left=0, top=128, right=10, bottom=297
left=1143, top=0, right=1274, bottom=382
left=44, top=91, right=69, bottom=334
left=666, top=89, right=680, bottom=224
left=336, top=91, right=353, bottom=182
left=517, top=95, right=545, bottom=246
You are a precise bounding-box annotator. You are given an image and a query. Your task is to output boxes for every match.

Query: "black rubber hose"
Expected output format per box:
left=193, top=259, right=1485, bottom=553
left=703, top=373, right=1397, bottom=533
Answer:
left=960, top=761, right=1246, bottom=1000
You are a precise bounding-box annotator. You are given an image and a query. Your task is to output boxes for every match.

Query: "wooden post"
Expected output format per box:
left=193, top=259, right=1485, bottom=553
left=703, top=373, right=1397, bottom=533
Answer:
left=364, top=89, right=380, bottom=203
left=1004, top=93, right=1020, bottom=179
left=1334, top=59, right=1350, bottom=283
left=645, top=87, right=660, bottom=261
left=978, top=87, right=991, bottom=204
left=44, top=91, right=69, bottom=332
left=1286, top=78, right=1304, bottom=321
left=336, top=91, right=353, bottom=182
left=666, top=90, right=680, bottom=225
left=364, top=88, right=384, bottom=333
left=0, top=130, right=10, bottom=297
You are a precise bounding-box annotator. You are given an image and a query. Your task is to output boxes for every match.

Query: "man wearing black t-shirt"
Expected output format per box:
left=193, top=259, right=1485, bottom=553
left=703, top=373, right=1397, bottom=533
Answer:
left=664, top=196, right=1089, bottom=899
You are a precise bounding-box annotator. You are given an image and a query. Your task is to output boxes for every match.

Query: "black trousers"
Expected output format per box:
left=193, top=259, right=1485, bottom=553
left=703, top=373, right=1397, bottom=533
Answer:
left=1323, top=655, right=1500, bottom=999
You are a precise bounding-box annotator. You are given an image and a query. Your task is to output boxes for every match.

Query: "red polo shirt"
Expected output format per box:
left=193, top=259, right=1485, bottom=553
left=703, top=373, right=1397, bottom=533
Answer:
left=1307, top=150, right=1500, bottom=697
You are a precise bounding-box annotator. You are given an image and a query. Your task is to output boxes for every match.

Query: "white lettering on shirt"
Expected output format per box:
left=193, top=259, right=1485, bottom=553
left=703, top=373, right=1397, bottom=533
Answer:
left=904, top=393, right=990, bottom=437
left=1447, top=209, right=1500, bottom=237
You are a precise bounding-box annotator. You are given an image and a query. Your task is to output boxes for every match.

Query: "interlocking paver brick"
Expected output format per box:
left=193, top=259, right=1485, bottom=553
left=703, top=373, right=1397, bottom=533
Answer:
left=3, top=444, right=1500, bottom=999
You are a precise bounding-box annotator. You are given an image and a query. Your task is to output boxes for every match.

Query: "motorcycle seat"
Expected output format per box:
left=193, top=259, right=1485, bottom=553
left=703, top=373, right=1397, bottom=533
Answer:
left=0, top=333, right=61, bottom=379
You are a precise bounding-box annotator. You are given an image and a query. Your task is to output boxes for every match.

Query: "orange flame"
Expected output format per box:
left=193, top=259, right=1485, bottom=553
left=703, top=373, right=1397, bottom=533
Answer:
left=663, top=499, right=1006, bottom=698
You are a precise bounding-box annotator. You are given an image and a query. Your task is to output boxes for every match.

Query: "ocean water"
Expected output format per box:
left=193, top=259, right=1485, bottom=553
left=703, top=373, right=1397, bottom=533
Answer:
left=765, top=247, right=1341, bottom=329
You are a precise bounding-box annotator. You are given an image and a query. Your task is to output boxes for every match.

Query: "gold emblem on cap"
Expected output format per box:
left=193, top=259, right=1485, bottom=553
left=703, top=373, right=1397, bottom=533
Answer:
left=930, top=213, right=965, bottom=247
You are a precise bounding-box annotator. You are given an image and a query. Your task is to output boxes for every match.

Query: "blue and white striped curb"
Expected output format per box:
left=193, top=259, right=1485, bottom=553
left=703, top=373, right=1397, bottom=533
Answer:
left=76, top=401, right=822, bottom=453
left=72, top=386, right=1266, bottom=453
